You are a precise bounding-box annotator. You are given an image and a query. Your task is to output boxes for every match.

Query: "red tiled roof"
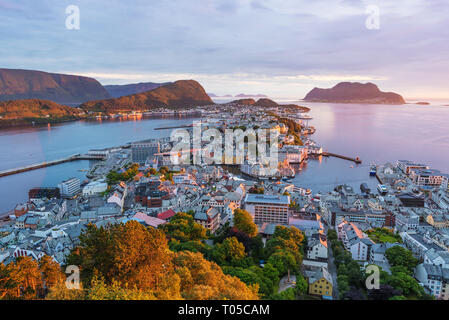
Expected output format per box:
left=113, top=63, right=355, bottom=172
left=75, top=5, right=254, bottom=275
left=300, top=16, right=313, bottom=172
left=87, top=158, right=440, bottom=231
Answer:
left=157, top=209, right=176, bottom=220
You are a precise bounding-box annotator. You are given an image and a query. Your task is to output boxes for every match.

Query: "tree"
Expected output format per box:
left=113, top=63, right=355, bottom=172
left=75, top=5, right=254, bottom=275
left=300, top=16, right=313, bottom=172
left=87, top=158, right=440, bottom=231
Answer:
left=295, top=273, right=308, bottom=296
left=159, top=212, right=208, bottom=242
left=270, top=287, right=296, bottom=300
left=233, top=209, right=258, bottom=238
left=368, top=284, right=401, bottom=300
left=46, top=281, right=86, bottom=300
left=211, top=237, right=247, bottom=267
left=39, top=255, right=65, bottom=290
left=267, top=250, right=297, bottom=276
left=173, top=251, right=259, bottom=300
left=6, top=256, right=42, bottom=299
left=67, top=221, right=177, bottom=298
left=386, top=271, right=425, bottom=298
left=86, top=276, right=158, bottom=300
left=385, top=246, right=418, bottom=274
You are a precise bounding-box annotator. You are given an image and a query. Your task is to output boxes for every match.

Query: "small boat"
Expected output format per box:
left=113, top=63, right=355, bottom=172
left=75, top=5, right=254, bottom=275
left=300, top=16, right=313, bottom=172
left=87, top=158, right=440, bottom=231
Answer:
left=370, top=165, right=377, bottom=176
left=360, top=183, right=371, bottom=194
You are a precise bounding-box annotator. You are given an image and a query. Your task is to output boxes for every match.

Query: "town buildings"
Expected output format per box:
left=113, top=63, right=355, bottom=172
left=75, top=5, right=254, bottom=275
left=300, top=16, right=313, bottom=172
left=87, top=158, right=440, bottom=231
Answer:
left=244, top=194, right=291, bottom=225
left=58, top=178, right=81, bottom=199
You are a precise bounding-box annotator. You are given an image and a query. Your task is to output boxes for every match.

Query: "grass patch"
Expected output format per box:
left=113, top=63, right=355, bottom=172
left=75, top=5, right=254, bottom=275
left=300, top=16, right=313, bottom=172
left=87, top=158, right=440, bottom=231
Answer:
left=366, top=228, right=402, bottom=244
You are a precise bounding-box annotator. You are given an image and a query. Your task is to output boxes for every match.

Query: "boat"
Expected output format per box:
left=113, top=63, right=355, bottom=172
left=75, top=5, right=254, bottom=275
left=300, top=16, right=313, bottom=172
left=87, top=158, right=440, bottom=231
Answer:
left=377, top=184, right=388, bottom=194
left=370, top=165, right=377, bottom=176
left=360, top=183, right=371, bottom=194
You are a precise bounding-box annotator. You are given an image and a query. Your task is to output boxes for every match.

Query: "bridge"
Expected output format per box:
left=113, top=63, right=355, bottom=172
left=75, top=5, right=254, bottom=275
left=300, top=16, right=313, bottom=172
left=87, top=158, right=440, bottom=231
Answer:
left=0, top=153, right=106, bottom=178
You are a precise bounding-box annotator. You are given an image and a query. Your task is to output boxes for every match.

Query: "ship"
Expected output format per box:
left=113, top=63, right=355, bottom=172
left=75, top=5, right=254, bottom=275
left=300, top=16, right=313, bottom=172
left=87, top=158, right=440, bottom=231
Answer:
left=370, top=165, right=377, bottom=176
left=377, top=184, right=388, bottom=194
left=360, top=183, right=371, bottom=194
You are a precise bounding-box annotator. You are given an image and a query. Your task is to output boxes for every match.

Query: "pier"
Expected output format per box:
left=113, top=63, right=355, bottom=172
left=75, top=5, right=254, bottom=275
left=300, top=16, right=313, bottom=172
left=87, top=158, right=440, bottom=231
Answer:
left=322, top=152, right=362, bottom=164
left=154, top=124, right=193, bottom=130
left=0, top=154, right=105, bottom=178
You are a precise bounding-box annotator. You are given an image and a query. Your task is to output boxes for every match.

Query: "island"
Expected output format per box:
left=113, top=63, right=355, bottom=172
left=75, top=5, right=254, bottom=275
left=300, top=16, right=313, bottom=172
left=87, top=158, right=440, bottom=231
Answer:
left=303, top=82, right=406, bottom=104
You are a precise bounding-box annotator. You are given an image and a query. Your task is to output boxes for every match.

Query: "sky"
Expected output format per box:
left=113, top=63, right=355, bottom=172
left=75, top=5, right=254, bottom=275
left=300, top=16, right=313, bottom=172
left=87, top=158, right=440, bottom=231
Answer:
left=0, top=0, right=448, bottom=99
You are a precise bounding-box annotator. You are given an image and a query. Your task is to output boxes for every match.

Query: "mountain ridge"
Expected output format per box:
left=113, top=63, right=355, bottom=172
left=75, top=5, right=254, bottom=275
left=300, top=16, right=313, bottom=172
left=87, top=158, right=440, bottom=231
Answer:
left=0, top=68, right=111, bottom=104
left=104, top=82, right=172, bottom=98
left=80, top=80, right=213, bottom=112
left=303, top=82, right=405, bottom=104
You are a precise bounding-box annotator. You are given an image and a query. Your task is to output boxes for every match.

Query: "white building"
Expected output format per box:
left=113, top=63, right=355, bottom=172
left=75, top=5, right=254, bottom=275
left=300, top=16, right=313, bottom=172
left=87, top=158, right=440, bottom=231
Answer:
left=307, top=234, right=328, bottom=260
left=82, top=181, right=108, bottom=196
left=58, top=178, right=81, bottom=198
left=415, top=263, right=445, bottom=299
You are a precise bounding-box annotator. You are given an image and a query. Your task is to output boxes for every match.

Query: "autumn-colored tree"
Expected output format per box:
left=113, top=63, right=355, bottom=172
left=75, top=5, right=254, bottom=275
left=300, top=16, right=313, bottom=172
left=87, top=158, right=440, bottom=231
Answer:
left=173, top=251, right=259, bottom=300
left=39, top=255, right=65, bottom=290
left=46, top=281, right=86, bottom=300
left=233, top=209, right=258, bottom=238
left=4, top=256, right=43, bottom=299
left=159, top=212, right=208, bottom=242
left=86, top=276, right=158, bottom=300
left=211, top=237, right=247, bottom=266
left=67, top=221, right=178, bottom=298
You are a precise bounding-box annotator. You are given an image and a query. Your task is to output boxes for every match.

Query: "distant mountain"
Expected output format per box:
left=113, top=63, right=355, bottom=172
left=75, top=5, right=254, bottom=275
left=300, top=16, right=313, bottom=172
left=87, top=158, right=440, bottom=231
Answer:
left=80, top=80, right=214, bottom=112
left=230, top=98, right=256, bottom=105
left=230, top=97, right=310, bottom=112
left=253, top=98, right=278, bottom=107
left=303, top=82, right=405, bottom=104
left=235, top=93, right=268, bottom=98
left=207, top=93, right=218, bottom=97
left=0, top=99, right=82, bottom=124
left=230, top=98, right=277, bottom=107
left=104, top=82, right=171, bottom=98
left=0, top=68, right=110, bottom=104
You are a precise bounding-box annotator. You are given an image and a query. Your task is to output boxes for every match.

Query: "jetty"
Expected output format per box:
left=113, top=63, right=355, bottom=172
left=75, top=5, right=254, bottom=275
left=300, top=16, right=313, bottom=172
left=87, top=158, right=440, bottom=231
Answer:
left=154, top=124, right=193, bottom=130
left=322, top=152, right=362, bottom=164
left=0, top=154, right=106, bottom=178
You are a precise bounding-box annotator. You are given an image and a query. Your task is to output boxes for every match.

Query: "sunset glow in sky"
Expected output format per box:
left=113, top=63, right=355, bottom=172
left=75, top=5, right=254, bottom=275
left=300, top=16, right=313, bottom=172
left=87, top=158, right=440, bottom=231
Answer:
left=1, top=0, right=448, bottom=99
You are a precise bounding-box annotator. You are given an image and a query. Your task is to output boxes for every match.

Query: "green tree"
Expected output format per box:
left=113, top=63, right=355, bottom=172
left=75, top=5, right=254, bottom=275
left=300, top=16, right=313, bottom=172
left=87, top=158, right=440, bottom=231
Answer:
left=385, top=246, right=418, bottom=274
left=159, top=212, right=208, bottom=242
left=211, top=237, right=247, bottom=266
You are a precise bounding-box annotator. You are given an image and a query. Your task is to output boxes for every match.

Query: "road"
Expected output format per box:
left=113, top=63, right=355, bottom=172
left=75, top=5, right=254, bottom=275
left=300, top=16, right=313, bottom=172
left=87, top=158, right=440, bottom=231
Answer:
left=278, top=274, right=297, bottom=293
left=325, top=226, right=339, bottom=300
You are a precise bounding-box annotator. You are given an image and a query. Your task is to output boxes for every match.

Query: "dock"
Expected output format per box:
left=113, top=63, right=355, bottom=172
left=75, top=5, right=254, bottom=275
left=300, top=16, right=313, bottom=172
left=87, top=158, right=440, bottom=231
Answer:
left=322, top=152, right=362, bottom=164
left=0, top=154, right=105, bottom=178
left=154, top=124, right=193, bottom=130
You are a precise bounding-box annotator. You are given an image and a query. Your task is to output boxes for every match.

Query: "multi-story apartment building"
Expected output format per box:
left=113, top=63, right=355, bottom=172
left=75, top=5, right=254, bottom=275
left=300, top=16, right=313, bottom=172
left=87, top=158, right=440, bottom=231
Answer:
left=397, top=160, right=429, bottom=175
left=244, top=194, right=290, bottom=225
left=131, top=139, right=160, bottom=164
left=409, top=169, right=449, bottom=190
left=194, top=207, right=221, bottom=233
left=58, top=177, right=81, bottom=198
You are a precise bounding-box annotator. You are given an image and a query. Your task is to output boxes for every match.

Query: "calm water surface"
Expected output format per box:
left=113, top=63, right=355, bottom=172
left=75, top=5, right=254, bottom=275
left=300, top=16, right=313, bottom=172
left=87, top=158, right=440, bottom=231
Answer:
left=293, top=102, right=449, bottom=193
left=1, top=103, right=448, bottom=212
left=0, top=116, right=199, bottom=213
